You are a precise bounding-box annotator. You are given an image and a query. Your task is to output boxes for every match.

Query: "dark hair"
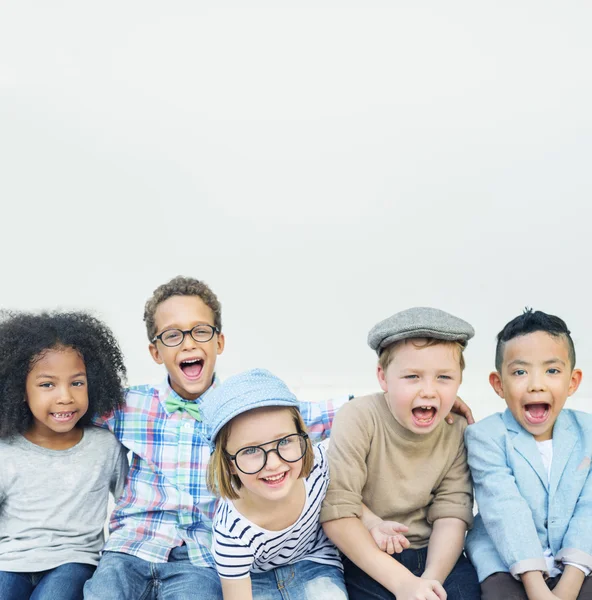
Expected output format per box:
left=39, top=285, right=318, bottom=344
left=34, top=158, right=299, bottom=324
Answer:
left=143, top=276, right=222, bottom=342
left=0, top=310, right=127, bottom=438
left=495, top=308, right=575, bottom=372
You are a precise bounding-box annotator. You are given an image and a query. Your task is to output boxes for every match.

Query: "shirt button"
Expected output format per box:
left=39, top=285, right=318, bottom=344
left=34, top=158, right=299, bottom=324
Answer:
left=184, top=422, right=192, bottom=430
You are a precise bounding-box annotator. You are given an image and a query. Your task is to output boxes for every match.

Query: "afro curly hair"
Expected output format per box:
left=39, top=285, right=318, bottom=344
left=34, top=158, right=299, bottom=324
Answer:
left=0, top=310, right=127, bottom=439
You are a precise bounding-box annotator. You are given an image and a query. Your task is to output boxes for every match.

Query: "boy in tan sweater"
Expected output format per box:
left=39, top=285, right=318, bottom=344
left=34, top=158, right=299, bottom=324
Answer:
left=321, top=307, right=480, bottom=600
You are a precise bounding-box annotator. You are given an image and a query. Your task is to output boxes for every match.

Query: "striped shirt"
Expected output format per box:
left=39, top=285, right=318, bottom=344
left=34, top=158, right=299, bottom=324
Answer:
left=212, top=444, right=342, bottom=578
left=94, top=377, right=350, bottom=567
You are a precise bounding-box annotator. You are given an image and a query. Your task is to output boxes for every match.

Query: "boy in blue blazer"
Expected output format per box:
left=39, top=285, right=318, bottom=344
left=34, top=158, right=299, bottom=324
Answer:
left=466, top=309, right=592, bottom=600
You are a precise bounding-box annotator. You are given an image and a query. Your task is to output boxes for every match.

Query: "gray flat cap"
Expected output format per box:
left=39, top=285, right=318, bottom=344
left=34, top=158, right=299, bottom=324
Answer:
left=368, top=307, right=475, bottom=355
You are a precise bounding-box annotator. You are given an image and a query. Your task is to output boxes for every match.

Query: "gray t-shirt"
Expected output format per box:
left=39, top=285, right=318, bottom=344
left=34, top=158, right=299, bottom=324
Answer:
left=0, top=427, right=128, bottom=572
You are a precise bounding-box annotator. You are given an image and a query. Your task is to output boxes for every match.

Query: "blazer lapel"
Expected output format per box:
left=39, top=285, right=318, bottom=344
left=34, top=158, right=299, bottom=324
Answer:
left=549, top=413, right=577, bottom=498
left=502, top=409, right=549, bottom=490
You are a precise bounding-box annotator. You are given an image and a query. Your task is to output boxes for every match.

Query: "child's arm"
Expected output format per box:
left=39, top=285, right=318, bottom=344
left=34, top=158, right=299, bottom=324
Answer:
left=422, top=517, right=466, bottom=583
left=423, top=428, right=473, bottom=582
left=298, top=395, right=352, bottom=443
left=445, top=396, right=475, bottom=425
left=220, top=577, right=253, bottom=600
left=110, top=442, right=129, bottom=500
left=550, top=565, right=586, bottom=600
left=556, top=452, right=592, bottom=576
left=466, top=423, right=547, bottom=577
left=323, top=517, right=445, bottom=599
left=521, top=571, right=561, bottom=600
left=361, top=503, right=410, bottom=554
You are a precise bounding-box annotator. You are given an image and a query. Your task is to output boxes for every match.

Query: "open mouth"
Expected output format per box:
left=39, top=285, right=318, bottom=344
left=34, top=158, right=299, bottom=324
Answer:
left=411, top=406, right=438, bottom=427
left=50, top=411, right=76, bottom=422
left=524, top=403, right=550, bottom=425
left=179, top=358, right=204, bottom=380
left=260, top=472, right=288, bottom=487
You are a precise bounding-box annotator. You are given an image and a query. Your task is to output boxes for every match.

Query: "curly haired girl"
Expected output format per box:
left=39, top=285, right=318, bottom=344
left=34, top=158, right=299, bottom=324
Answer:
left=0, top=310, right=129, bottom=600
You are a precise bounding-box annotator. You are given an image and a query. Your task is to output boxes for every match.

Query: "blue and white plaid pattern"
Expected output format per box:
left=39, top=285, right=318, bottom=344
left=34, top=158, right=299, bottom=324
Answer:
left=94, top=377, right=350, bottom=567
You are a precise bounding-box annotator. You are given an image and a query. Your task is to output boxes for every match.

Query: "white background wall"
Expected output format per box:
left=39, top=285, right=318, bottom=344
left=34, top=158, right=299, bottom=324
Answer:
left=1, top=2, right=591, bottom=423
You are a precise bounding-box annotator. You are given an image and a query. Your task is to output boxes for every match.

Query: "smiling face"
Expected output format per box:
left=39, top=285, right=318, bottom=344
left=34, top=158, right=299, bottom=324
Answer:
left=490, top=330, right=582, bottom=441
left=377, top=339, right=462, bottom=434
left=225, top=407, right=305, bottom=504
left=148, top=295, right=225, bottom=400
left=25, top=346, right=89, bottom=444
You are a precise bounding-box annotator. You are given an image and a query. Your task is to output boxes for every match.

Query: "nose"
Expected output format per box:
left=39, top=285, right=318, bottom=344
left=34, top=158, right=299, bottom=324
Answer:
left=180, top=331, right=197, bottom=351
left=265, top=449, right=284, bottom=470
left=419, top=378, right=437, bottom=399
left=528, top=370, right=546, bottom=393
left=56, top=385, right=75, bottom=405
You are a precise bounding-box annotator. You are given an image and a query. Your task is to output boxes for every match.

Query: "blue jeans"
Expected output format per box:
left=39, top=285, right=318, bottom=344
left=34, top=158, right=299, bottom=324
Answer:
left=251, top=560, right=347, bottom=600
left=0, top=563, right=96, bottom=600
left=344, top=547, right=480, bottom=600
left=82, top=546, right=222, bottom=600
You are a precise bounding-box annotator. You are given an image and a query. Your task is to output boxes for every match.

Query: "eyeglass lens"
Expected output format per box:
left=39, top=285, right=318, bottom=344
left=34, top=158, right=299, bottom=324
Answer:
left=160, top=325, right=215, bottom=346
left=235, top=434, right=307, bottom=474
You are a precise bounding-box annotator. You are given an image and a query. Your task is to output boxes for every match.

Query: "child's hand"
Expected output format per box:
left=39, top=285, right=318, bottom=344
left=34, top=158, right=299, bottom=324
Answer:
left=369, top=520, right=410, bottom=554
left=394, top=574, right=446, bottom=600
left=445, top=396, right=474, bottom=425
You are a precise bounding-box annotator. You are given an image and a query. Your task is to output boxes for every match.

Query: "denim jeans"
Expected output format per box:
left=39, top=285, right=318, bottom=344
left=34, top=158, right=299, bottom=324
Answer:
left=251, top=560, right=347, bottom=600
left=82, top=546, right=223, bottom=600
left=344, top=547, right=481, bottom=600
left=0, top=563, right=96, bottom=600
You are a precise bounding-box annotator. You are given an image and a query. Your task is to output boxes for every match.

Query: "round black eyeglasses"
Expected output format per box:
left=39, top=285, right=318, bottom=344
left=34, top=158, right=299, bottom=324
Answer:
left=152, top=324, right=219, bottom=347
left=226, top=433, right=309, bottom=475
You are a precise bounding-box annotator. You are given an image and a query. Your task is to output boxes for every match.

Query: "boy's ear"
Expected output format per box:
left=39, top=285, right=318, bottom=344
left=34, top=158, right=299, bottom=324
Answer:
left=489, top=371, right=504, bottom=398
left=216, top=332, right=225, bottom=355
left=377, top=364, right=388, bottom=393
left=568, top=368, right=583, bottom=396
left=148, top=343, right=164, bottom=365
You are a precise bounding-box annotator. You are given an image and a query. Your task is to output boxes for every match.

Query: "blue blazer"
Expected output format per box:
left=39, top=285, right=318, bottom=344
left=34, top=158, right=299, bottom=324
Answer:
left=465, top=408, right=592, bottom=583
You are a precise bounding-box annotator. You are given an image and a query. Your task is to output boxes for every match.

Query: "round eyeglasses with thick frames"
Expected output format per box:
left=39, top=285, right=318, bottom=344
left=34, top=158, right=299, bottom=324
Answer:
left=152, top=324, right=219, bottom=347
left=226, top=433, right=309, bottom=475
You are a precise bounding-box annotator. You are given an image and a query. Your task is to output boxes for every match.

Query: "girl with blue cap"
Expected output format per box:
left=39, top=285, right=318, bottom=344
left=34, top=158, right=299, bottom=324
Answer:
left=204, top=368, right=348, bottom=600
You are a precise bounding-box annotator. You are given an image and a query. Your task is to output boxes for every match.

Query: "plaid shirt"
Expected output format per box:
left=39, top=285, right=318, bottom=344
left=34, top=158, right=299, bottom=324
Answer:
left=95, top=377, right=350, bottom=567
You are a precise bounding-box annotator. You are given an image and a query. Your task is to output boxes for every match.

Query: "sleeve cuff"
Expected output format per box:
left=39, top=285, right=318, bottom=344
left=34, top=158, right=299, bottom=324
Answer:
left=320, top=503, right=362, bottom=523
left=557, top=548, right=592, bottom=574
left=510, top=558, right=548, bottom=580
left=427, top=504, right=474, bottom=528
left=563, top=561, right=592, bottom=576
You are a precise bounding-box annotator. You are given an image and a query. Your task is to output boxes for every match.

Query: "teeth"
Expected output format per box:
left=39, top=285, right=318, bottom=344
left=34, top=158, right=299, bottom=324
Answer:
left=263, top=473, right=285, bottom=482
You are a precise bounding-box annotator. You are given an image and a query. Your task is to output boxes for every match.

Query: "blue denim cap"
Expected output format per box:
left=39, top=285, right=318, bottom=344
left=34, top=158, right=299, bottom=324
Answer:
left=202, top=368, right=299, bottom=446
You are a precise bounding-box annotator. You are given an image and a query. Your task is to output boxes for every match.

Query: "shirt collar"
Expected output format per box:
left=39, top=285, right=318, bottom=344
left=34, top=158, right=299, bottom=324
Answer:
left=156, top=374, right=220, bottom=414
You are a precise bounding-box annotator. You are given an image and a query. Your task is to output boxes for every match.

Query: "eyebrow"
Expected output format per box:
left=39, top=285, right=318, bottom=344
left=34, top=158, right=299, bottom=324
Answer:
left=236, top=432, right=298, bottom=448
left=159, top=321, right=214, bottom=330
left=507, top=358, right=566, bottom=367
left=35, top=372, right=87, bottom=379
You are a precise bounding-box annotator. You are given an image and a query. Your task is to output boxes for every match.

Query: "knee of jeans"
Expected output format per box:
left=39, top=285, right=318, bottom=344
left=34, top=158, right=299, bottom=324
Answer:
left=304, top=576, right=348, bottom=600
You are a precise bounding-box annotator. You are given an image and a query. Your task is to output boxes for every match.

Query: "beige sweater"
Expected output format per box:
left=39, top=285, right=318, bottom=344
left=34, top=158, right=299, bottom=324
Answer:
left=320, top=392, right=473, bottom=549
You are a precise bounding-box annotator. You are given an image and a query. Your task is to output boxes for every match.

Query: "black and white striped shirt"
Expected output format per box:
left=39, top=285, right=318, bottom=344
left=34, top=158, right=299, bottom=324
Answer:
left=212, top=443, right=342, bottom=579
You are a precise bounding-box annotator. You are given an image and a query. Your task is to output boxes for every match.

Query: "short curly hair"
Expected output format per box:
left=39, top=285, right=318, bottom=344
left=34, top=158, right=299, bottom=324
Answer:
left=143, top=276, right=222, bottom=342
left=0, top=310, right=127, bottom=439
